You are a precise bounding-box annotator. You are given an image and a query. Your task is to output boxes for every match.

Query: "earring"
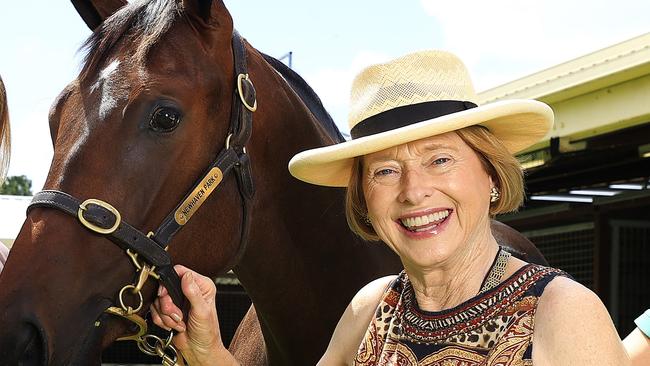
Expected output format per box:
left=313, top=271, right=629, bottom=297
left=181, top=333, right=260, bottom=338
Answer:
left=490, top=187, right=500, bottom=203
left=364, top=215, right=373, bottom=226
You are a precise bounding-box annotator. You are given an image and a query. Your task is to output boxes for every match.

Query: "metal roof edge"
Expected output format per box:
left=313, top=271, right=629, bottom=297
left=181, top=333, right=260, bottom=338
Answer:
left=478, top=32, right=650, bottom=104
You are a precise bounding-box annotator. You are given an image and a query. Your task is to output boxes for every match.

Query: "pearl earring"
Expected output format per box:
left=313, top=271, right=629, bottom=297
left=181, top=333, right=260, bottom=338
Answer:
left=490, top=187, right=500, bottom=203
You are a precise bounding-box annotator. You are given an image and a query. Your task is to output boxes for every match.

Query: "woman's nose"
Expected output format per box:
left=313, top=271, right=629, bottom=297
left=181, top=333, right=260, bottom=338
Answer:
left=397, top=168, right=433, bottom=205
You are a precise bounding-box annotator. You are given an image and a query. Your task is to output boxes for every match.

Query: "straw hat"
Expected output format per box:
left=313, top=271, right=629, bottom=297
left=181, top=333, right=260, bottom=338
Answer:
left=288, top=50, right=553, bottom=187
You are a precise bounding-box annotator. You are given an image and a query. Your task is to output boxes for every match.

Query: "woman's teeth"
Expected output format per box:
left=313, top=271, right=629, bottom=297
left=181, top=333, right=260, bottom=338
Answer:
left=400, top=210, right=450, bottom=230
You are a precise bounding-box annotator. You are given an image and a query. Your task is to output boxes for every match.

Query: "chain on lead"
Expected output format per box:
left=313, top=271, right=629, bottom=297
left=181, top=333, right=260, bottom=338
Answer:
left=120, top=236, right=161, bottom=314
left=137, top=333, right=184, bottom=365
left=119, top=237, right=185, bottom=365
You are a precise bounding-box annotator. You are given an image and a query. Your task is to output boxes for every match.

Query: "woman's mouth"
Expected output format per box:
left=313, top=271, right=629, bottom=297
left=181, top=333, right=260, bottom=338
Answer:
left=398, top=209, right=452, bottom=233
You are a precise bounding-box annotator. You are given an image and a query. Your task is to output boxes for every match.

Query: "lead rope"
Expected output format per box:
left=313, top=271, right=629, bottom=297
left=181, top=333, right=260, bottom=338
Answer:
left=105, top=247, right=186, bottom=365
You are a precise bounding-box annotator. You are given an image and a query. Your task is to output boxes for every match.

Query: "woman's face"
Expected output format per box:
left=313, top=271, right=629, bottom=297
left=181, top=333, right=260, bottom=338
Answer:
left=362, top=131, right=494, bottom=268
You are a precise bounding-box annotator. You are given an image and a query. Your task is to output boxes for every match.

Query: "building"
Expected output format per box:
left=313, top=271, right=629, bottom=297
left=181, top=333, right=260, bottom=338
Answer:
left=482, top=33, right=650, bottom=336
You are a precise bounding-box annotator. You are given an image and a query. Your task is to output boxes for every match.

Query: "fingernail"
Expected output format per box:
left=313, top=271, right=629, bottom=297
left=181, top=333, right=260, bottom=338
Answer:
left=172, top=313, right=182, bottom=322
left=177, top=324, right=186, bottom=332
left=157, top=286, right=163, bottom=296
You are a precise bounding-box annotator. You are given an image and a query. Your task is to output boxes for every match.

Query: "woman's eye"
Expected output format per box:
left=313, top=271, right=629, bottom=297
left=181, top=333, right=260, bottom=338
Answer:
left=374, top=168, right=396, bottom=177
left=149, top=106, right=181, bottom=132
left=431, top=157, right=450, bottom=165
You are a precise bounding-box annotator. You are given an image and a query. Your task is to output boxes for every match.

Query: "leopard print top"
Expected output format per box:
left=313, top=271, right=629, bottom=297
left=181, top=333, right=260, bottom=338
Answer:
left=354, top=264, right=568, bottom=366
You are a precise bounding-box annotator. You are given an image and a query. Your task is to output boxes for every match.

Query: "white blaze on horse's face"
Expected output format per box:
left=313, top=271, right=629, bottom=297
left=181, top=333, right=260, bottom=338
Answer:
left=90, top=60, right=123, bottom=120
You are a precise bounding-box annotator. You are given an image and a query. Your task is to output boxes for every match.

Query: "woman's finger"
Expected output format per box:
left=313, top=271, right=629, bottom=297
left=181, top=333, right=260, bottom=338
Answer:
left=151, top=300, right=186, bottom=332
left=157, top=284, right=168, bottom=297
left=150, top=305, right=171, bottom=331
left=152, top=292, right=185, bottom=328
left=180, top=271, right=214, bottom=317
left=158, top=290, right=183, bottom=321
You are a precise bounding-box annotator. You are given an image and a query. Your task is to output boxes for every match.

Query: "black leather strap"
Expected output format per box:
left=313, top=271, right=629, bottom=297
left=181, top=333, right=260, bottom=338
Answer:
left=28, top=190, right=185, bottom=308
left=154, top=147, right=241, bottom=245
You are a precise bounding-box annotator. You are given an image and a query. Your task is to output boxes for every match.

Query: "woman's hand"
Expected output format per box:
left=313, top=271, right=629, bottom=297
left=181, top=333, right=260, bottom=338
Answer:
left=150, top=265, right=239, bottom=365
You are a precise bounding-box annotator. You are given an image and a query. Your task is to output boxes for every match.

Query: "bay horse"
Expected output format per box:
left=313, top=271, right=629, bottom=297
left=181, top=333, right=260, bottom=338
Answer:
left=0, top=1, right=546, bottom=365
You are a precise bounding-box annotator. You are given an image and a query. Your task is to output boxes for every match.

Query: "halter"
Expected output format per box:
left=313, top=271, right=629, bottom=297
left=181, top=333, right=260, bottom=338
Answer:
left=26, top=30, right=256, bottom=364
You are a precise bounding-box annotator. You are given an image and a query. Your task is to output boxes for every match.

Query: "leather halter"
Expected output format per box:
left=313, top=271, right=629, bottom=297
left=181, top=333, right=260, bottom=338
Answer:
left=27, top=30, right=256, bottom=313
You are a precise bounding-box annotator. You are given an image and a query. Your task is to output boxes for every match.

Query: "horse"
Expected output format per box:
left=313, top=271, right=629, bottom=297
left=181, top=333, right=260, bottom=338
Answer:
left=0, top=1, right=547, bottom=365
left=0, top=74, right=10, bottom=182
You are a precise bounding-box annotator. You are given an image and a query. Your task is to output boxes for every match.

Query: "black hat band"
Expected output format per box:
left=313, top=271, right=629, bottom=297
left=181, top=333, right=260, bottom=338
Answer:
left=350, top=100, right=478, bottom=139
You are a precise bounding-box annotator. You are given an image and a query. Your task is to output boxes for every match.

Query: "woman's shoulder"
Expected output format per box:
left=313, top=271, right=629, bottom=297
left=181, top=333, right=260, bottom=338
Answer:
left=532, top=274, right=630, bottom=365
left=351, top=274, right=399, bottom=309
left=318, top=275, right=398, bottom=366
left=535, top=274, right=600, bottom=318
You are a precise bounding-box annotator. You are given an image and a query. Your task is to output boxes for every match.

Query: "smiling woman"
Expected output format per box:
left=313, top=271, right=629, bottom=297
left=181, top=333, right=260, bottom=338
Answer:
left=291, top=50, right=629, bottom=366
left=346, top=125, right=524, bottom=243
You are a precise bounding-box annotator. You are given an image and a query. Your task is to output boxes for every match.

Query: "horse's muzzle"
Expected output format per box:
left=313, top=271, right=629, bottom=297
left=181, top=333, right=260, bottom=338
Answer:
left=0, top=321, right=47, bottom=366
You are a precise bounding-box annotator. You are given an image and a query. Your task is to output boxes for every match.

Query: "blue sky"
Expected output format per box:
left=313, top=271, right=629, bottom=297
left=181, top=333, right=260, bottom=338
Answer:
left=2, top=0, right=650, bottom=191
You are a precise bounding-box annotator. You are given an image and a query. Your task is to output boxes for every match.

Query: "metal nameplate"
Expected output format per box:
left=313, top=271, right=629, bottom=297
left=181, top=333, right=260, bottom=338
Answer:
left=174, top=167, right=223, bottom=225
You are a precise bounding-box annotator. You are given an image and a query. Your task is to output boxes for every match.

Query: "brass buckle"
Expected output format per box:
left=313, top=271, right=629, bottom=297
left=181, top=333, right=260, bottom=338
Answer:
left=77, top=198, right=121, bottom=234
left=237, top=73, right=257, bottom=112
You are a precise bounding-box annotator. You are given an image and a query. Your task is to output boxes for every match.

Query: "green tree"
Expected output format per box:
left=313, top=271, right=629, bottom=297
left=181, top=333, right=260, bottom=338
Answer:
left=0, top=175, right=32, bottom=196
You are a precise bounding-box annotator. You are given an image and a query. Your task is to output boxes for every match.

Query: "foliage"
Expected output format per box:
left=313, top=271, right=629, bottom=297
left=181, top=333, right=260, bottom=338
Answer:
left=0, top=175, right=32, bottom=196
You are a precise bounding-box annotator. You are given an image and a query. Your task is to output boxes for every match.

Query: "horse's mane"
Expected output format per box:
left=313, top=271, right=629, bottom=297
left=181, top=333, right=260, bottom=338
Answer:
left=261, top=54, right=344, bottom=143
left=80, top=0, right=180, bottom=81
left=77, top=0, right=344, bottom=143
left=0, top=74, right=10, bottom=182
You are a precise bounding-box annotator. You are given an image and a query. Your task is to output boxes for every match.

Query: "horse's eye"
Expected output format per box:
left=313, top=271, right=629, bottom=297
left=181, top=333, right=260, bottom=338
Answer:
left=149, top=106, right=181, bottom=132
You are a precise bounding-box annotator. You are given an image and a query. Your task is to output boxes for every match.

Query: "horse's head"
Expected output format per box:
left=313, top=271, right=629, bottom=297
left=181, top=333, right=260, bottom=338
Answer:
left=0, top=0, right=255, bottom=363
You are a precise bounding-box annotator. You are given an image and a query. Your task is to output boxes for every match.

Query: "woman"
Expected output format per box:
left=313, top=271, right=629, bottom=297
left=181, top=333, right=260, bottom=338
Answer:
left=152, top=51, right=629, bottom=365
left=0, top=75, right=11, bottom=273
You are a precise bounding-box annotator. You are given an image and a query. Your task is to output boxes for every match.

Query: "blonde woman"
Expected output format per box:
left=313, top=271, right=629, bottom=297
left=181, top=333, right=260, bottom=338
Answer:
left=152, top=51, right=629, bottom=365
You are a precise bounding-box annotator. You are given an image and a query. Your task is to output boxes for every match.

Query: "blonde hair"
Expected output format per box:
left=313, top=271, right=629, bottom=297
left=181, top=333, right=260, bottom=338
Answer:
left=345, top=125, right=524, bottom=242
left=0, top=75, right=10, bottom=184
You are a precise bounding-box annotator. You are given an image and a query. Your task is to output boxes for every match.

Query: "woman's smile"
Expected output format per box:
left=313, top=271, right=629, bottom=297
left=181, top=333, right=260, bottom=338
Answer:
left=396, top=208, right=453, bottom=238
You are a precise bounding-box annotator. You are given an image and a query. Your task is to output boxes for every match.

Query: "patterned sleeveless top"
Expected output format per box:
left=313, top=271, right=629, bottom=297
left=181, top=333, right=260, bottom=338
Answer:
left=354, top=264, right=568, bottom=365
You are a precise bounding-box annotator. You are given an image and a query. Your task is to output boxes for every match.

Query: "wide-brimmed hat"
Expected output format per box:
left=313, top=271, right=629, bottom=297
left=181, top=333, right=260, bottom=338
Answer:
left=288, top=50, right=554, bottom=187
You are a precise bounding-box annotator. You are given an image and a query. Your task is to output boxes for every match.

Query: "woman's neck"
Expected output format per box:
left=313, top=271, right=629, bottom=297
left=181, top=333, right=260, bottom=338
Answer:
left=405, top=232, right=500, bottom=312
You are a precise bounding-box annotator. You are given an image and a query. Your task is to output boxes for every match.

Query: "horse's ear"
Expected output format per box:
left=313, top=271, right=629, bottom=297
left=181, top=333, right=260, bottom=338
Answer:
left=182, top=0, right=232, bottom=29
left=70, top=0, right=128, bottom=31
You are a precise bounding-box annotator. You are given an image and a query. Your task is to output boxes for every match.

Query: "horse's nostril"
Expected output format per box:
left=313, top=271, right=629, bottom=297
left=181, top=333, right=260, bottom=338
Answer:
left=18, top=323, right=47, bottom=366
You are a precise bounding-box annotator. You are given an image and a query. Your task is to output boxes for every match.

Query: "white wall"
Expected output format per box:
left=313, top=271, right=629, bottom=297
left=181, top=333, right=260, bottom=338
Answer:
left=0, top=195, right=32, bottom=249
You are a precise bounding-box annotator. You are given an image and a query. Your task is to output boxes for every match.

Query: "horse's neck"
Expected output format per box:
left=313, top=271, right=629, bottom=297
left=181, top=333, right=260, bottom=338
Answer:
left=233, top=54, right=400, bottom=364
